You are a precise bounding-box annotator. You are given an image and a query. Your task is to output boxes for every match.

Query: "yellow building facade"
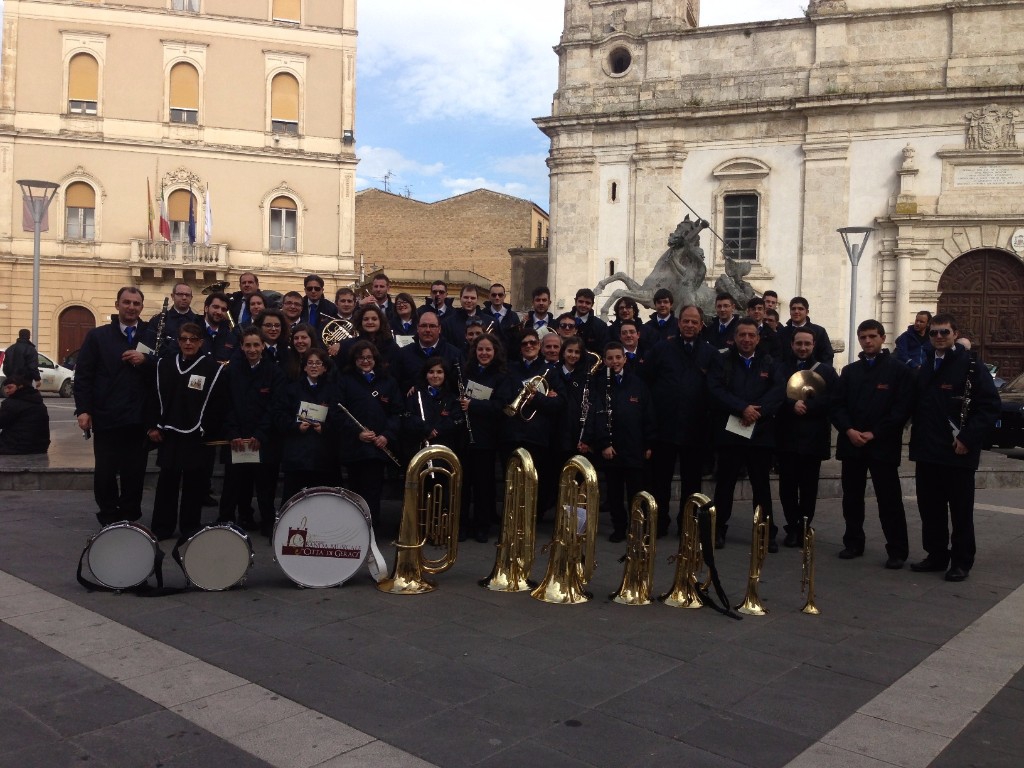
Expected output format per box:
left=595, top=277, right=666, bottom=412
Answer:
left=0, top=0, right=358, bottom=359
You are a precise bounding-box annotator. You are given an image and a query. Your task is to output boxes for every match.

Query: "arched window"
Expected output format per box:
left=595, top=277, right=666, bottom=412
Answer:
left=65, top=182, right=96, bottom=240
left=271, top=73, right=300, bottom=134
left=167, top=189, right=197, bottom=242
left=169, top=62, right=200, bottom=124
left=272, top=0, right=300, bottom=23
left=269, top=196, right=297, bottom=252
left=68, top=53, right=98, bottom=115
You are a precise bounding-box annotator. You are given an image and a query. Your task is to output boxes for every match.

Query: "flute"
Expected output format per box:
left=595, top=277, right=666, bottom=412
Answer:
left=336, top=402, right=402, bottom=467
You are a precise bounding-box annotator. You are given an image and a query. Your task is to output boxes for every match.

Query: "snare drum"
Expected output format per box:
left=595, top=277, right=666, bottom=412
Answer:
left=273, top=487, right=373, bottom=588
left=180, top=524, right=254, bottom=591
left=85, top=522, right=159, bottom=590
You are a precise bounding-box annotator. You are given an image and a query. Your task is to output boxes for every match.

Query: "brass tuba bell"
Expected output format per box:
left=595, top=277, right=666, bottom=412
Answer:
left=611, top=492, right=658, bottom=605
left=503, top=369, right=550, bottom=421
left=480, top=448, right=538, bottom=592
left=736, top=505, right=770, bottom=616
left=660, top=493, right=715, bottom=609
left=377, top=445, right=462, bottom=595
left=530, top=455, right=600, bottom=605
left=800, top=517, right=820, bottom=615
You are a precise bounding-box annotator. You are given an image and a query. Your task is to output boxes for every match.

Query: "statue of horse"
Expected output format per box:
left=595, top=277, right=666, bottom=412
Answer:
left=594, top=216, right=716, bottom=316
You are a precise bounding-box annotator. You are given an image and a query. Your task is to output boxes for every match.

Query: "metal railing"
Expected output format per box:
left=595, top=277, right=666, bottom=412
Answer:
left=131, top=239, right=226, bottom=265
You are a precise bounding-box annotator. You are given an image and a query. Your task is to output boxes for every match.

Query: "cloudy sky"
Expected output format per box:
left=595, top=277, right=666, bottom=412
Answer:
left=356, top=1, right=807, bottom=208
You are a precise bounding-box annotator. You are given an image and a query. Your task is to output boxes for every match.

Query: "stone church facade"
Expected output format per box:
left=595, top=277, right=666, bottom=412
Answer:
left=539, top=0, right=1024, bottom=376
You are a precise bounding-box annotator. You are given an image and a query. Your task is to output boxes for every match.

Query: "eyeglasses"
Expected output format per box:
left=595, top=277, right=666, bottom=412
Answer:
left=521, top=340, right=539, bottom=346
left=490, top=292, right=505, bottom=298
left=356, top=355, right=375, bottom=362
left=558, top=323, right=576, bottom=330
left=929, top=328, right=953, bottom=337
left=262, top=323, right=282, bottom=329
left=178, top=336, right=200, bottom=343
left=305, top=360, right=325, bottom=367
left=305, top=285, right=323, bottom=292
left=431, top=289, right=446, bottom=295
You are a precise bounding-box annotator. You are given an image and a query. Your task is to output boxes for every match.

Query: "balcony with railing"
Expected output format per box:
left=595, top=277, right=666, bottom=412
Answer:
left=131, top=238, right=228, bottom=267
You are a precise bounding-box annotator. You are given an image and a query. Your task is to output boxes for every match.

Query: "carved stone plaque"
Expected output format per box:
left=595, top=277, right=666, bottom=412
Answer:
left=953, top=165, right=1024, bottom=187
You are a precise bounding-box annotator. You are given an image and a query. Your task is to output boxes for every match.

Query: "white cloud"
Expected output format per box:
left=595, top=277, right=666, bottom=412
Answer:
left=356, top=144, right=445, bottom=183
left=440, top=176, right=533, bottom=199
left=489, top=153, right=550, bottom=177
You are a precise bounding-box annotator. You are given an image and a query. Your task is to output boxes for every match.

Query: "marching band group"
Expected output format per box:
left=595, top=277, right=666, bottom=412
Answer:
left=72, top=271, right=1000, bottom=585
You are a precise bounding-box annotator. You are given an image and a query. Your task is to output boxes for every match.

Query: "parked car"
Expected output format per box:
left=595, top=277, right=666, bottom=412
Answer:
left=988, top=372, right=1024, bottom=449
left=0, top=344, right=75, bottom=397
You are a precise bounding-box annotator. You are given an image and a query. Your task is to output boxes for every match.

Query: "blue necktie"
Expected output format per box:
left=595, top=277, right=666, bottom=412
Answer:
left=125, top=327, right=135, bottom=345
left=428, top=386, right=438, bottom=397
left=364, top=372, right=375, bottom=383
left=934, top=357, right=942, bottom=371
left=575, top=316, right=583, bottom=327
left=478, top=365, right=486, bottom=376
left=744, top=358, right=752, bottom=369
left=627, top=352, right=635, bottom=360
left=796, top=360, right=806, bottom=370
left=309, top=303, right=318, bottom=328
left=721, top=324, right=728, bottom=334
left=424, top=347, right=434, bottom=357
left=659, top=318, right=666, bottom=326
left=615, top=374, right=623, bottom=385
left=240, top=306, right=250, bottom=325
left=207, top=326, right=217, bottom=339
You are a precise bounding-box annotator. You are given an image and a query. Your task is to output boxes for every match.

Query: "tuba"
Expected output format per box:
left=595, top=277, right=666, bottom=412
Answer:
left=660, top=493, right=714, bottom=609
left=377, top=445, right=462, bottom=595
left=611, top=492, right=658, bottom=605
left=530, top=455, right=600, bottom=604
left=480, top=449, right=538, bottom=592
left=800, top=517, right=820, bottom=615
left=736, top=504, right=769, bottom=616
left=321, top=315, right=356, bottom=346
left=503, top=369, right=550, bottom=421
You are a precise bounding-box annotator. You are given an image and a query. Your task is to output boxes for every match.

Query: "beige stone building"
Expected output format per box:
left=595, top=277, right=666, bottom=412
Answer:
left=354, top=187, right=549, bottom=305
left=540, top=0, right=1024, bottom=376
left=0, top=0, right=358, bottom=360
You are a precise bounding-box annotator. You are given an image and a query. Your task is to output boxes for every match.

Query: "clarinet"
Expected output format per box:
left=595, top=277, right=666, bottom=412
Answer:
left=959, top=354, right=976, bottom=430
left=577, top=352, right=603, bottom=445
left=154, top=297, right=169, bottom=357
left=605, top=365, right=614, bottom=450
left=454, top=360, right=475, bottom=444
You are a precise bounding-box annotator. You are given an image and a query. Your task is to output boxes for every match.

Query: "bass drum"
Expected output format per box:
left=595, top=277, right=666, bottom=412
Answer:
left=180, top=523, right=254, bottom=591
left=273, top=487, right=374, bottom=588
left=85, top=522, right=159, bottom=590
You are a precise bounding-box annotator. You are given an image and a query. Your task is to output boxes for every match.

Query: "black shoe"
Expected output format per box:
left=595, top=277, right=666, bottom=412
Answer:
left=945, top=566, right=968, bottom=582
left=783, top=532, right=799, bottom=548
left=910, top=557, right=947, bottom=573
left=239, top=517, right=260, bottom=532
left=457, top=531, right=468, bottom=543
left=608, top=531, right=626, bottom=543
left=838, top=548, right=863, bottom=560
left=475, top=531, right=489, bottom=543
left=767, top=539, right=779, bottom=554
left=656, top=529, right=669, bottom=540
left=714, top=533, right=725, bottom=550
left=202, top=495, right=218, bottom=507
left=884, top=557, right=905, bottom=570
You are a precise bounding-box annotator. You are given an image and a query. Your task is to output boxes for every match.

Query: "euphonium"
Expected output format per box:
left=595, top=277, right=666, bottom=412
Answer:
left=321, top=316, right=356, bottom=346
left=481, top=449, right=538, bottom=592
left=800, top=516, right=820, bottom=615
left=611, top=492, right=658, bottom=605
left=660, top=493, right=714, bottom=609
left=503, top=369, right=550, bottom=421
left=530, top=455, right=599, bottom=604
left=736, top=504, right=769, bottom=616
left=377, top=445, right=462, bottom=595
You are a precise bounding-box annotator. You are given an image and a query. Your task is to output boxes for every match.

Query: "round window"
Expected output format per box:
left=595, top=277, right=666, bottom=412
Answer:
left=609, top=48, right=632, bottom=75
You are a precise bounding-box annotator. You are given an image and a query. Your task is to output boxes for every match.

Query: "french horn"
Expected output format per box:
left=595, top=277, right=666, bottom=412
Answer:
left=321, top=315, right=356, bottom=346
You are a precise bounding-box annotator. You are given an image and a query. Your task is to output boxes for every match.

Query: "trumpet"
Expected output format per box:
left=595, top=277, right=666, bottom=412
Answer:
left=801, top=517, right=820, bottom=615
left=378, top=445, right=462, bottom=595
left=321, top=315, right=356, bottom=346
left=660, top=493, right=714, bottom=609
left=503, top=369, right=550, bottom=421
left=736, top=505, right=769, bottom=616
left=611, top=492, right=658, bottom=605
left=481, top=449, right=538, bottom=592
left=531, top=455, right=600, bottom=604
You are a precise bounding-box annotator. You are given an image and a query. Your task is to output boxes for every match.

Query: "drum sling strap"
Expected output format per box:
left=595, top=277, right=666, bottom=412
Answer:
left=693, top=504, right=742, bottom=620
left=75, top=539, right=190, bottom=596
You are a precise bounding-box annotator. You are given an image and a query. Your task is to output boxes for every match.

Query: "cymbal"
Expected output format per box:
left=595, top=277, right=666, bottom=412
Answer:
left=786, top=369, right=826, bottom=401
left=201, top=281, right=230, bottom=295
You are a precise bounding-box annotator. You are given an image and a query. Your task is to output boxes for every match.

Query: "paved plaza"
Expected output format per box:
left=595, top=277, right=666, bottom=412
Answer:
left=0, top=398, right=1022, bottom=767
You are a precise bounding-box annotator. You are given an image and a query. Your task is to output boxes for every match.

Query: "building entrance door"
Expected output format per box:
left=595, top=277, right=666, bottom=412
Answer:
left=937, top=249, right=1024, bottom=378
left=58, top=306, right=96, bottom=364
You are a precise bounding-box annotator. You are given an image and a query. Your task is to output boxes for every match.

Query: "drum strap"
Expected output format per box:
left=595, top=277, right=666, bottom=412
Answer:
left=76, top=542, right=169, bottom=594
left=366, top=528, right=386, bottom=583
left=693, top=505, right=742, bottom=621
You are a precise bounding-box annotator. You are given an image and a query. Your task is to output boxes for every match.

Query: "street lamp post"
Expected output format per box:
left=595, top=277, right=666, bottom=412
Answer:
left=18, top=180, right=59, bottom=345
left=837, top=226, right=876, bottom=365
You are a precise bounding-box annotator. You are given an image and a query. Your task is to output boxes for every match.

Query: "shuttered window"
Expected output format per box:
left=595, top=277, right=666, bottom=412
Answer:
left=68, top=54, right=98, bottom=115
left=169, top=62, right=199, bottom=123
left=272, top=0, right=300, bottom=22
left=271, top=73, right=299, bottom=134
left=65, top=182, right=96, bottom=240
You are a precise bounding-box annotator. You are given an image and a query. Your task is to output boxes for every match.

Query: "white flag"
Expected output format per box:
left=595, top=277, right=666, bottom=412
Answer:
left=203, top=185, right=212, bottom=246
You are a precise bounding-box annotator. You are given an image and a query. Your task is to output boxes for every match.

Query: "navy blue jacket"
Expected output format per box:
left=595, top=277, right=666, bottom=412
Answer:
left=702, top=316, right=738, bottom=350
left=585, top=368, right=656, bottom=469
left=74, top=317, right=157, bottom=431
left=394, top=339, right=462, bottom=393
left=222, top=358, right=288, bottom=463
left=460, top=363, right=507, bottom=451
left=774, top=359, right=838, bottom=459
left=554, top=364, right=590, bottom=452
left=0, top=386, right=50, bottom=454
left=200, top=320, right=236, bottom=363
left=405, top=386, right=464, bottom=451
left=336, top=370, right=402, bottom=464
left=277, top=376, right=342, bottom=473
left=894, top=326, right=932, bottom=369
left=572, top=314, right=609, bottom=354
left=831, top=350, right=913, bottom=465
left=707, top=348, right=785, bottom=447
left=642, top=336, right=716, bottom=446
left=498, top=357, right=565, bottom=448
left=909, top=347, right=1000, bottom=470
left=776, top=319, right=835, bottom=366
left=482, top=302, right=522, bottom=349
left=148, top=308, right=202, bottom=358
left=640, top=312, right=679, bottom=349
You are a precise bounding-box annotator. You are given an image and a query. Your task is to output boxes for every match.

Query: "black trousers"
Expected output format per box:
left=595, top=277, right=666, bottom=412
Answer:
left=92, top=425, right=149, bottom=524
left=461, top=448, right=497, bottom=537
left=604, top=466, right=647, bottom=536
left=219, top=462, right=278, bottom=526
left=915, top=462, right=976, bottom=571
left=649, top=441, right=703, bottom=536
left=777, top=451, right=823, bottom=533
left=151, top=465, right=207, bottom=540
left=346, top=459, right=387, bottom=529
left=712, top=446, right=776, bottom=539
left=840, top=457, right=908, bottom=559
